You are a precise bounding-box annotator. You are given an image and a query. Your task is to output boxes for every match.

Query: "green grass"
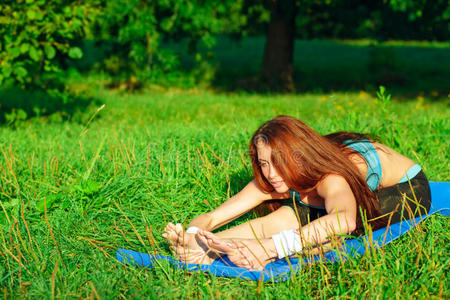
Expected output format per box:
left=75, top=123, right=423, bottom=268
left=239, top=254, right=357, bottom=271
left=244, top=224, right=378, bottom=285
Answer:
left=0, top=85, right=449, bottom=298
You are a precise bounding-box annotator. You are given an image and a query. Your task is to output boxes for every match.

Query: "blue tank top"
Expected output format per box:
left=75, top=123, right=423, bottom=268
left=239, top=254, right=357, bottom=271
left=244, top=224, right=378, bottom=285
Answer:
left=342, top=139, right=382, bottom=191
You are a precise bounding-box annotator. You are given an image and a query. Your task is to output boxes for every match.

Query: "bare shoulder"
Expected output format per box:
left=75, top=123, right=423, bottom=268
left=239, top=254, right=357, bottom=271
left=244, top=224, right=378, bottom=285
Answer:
left=316, top=174, right=353, bottom=198
left=317, top=174, right=356, bottom=213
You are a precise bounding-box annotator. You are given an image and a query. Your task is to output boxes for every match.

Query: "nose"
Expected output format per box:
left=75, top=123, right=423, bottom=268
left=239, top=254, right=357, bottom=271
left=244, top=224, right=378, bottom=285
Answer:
left=268, top=164, right=278, bottom=180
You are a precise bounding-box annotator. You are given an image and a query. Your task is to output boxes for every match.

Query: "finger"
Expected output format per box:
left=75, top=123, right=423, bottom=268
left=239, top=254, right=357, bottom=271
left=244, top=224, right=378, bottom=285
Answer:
left=208, top=238, right=236, bottom=253
left=199, top=230, right=236, bottom=252
left=231, top=245, right=257, bottom=268
left=167, top=224, right=186, bottom=246
left=232, top=257, right=252, bottom=268
left=176, top=233, right=189, bottom=247
left=177, top=250, right=205, bottom=260
left=178, top=252, right=205, bottom=261
left=177, top=250, right=206, bottom=262
left=196, top=231, right=210, bottom=246
left=171, top=245, right=203, bottom=256
left=174, top=224, right=186, bottom=243
left=230, top=256, right=252, bottom=269
left=226, top=246, right=255, bottom=269
left=164, top=224, right=177, bottom=239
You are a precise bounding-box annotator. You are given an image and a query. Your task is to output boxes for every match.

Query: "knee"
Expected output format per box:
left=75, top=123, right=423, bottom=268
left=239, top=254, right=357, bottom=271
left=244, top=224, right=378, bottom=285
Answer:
left=260, top=207, right=299, bottom=237
left=276, top=206, right=300, bottom=228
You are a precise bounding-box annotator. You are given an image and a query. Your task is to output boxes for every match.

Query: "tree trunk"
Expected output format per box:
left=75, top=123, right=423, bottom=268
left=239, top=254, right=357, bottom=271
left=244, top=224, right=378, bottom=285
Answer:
left=261, top=0, right=297, bottom=92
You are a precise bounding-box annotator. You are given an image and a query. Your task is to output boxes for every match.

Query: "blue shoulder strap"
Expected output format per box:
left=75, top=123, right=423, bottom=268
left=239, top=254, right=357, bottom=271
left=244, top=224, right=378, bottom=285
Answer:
left=343, top=139, right=382, bottom=191
left=289, top=189, right=326, bottom=210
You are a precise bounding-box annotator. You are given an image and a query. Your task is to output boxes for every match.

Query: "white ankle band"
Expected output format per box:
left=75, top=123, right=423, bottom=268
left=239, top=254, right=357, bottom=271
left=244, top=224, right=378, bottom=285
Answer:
left=272, top=229, right=303, bottom=259
left=186, top=226, right=200, bottom=234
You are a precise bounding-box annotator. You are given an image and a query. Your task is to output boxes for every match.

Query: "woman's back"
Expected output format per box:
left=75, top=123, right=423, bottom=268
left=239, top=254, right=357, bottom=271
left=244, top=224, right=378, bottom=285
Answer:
left=349, top=142, right=416, bottom=190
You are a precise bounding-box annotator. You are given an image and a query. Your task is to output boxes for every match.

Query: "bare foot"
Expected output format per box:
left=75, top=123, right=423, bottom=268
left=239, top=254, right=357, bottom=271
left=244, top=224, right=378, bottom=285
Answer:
left=162, top=223, right=200, bottom=249
left=162, top=223, right=217, bottom=264
left=197, top=230, right=278, bottom=270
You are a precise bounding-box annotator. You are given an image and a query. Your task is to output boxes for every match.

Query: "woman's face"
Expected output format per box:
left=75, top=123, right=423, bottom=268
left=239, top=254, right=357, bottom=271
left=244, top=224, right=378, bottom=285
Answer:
left=256, top=144, right=289, bottom=193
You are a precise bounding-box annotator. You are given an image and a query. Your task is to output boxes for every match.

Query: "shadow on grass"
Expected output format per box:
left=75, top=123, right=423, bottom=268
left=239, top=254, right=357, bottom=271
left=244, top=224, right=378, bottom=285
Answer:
left=0, top=87, right=101, bottom=125
left=190, top=37, right=450, bottom=100
left=72, top=36, right=449, bottom=100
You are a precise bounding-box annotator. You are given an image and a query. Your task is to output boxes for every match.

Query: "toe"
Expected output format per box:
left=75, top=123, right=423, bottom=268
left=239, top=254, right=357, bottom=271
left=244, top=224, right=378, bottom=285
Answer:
left=167, top=231, right=181, bottom=246
left=165, top=223, right=174, bottom=232
left=175, top=223, right=183, bottom=233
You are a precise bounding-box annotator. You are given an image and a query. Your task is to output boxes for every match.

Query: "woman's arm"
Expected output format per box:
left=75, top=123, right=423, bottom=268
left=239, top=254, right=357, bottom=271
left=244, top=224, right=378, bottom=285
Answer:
left=269, top=174, right=357, bottom=259
left=300, top=174, right=357, bottom=243
left=195, top=174, right=358, bottom=269
left=222, top=174, right=356, bottom=269
left=164, top=179, right=287, bottom=253
left=188, top=179, right=289, bottom=232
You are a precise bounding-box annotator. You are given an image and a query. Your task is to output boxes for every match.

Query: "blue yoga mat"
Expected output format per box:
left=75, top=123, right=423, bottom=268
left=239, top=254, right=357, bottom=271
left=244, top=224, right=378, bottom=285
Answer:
left=116, top=182, right=449, bottom=282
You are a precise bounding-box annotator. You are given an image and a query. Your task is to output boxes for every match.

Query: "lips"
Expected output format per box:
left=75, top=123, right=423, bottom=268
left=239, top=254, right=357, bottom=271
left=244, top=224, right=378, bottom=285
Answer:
left=271, top=181, right=284, bottom=188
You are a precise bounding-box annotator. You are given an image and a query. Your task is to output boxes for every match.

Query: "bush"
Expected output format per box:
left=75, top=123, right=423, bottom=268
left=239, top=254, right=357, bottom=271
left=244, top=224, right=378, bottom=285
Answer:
left=0, top=0, right=100, bottom=88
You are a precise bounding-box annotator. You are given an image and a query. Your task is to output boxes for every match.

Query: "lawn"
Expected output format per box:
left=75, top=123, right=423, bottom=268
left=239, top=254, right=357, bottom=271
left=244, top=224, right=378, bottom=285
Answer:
left=0, top=39, right=449, bottom=298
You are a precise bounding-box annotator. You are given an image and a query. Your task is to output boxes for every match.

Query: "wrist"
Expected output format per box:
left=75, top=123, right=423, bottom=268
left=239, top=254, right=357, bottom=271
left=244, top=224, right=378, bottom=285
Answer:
left=186, top=226, right=200, bottom=234
left=271, top=229, right=303, bottom=259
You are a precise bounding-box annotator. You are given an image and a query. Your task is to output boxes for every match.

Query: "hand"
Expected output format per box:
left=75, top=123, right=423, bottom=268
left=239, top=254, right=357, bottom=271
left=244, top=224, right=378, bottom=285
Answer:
left=197, top=230, right=277, bottom=270
left=230, top=239, right=277, bottom=270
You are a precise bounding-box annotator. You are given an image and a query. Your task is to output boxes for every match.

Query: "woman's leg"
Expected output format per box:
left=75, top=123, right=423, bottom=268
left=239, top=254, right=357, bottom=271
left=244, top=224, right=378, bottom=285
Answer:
left=165, top=200, right=330, bottom=266
left=165, top=206, right=299, bottom=250
left=164, top=206, right=300, bottom=264
left=215, top=206, right=300, bottom=239
left=376, top=170, right=431, bottom=224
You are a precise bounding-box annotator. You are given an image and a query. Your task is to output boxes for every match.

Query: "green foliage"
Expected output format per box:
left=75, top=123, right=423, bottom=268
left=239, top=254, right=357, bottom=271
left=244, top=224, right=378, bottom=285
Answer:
left=2, top=0, right=447, bottom=92
left=292, top=0, right=449, bottom=41
left=0, top=0, right=100, bottom=87
left=93, top=0, right=246, bottom=82
left=36, top=179, right=101, bottom=213
left=389, top=0, right=450, bottom=23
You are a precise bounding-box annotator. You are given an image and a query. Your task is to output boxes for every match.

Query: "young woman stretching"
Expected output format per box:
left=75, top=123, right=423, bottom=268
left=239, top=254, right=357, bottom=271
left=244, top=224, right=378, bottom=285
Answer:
left=163, top=115, right=431, bottom=270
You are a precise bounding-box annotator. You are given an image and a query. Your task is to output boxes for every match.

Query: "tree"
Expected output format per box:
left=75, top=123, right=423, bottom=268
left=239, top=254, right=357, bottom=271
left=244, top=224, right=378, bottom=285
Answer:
left=261, top=0, right=297, bottom=92
left=93, top=0, right=245, bottom=85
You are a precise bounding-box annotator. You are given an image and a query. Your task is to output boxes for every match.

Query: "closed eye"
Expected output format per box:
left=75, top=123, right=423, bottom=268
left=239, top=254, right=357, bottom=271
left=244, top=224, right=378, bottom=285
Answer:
left=258, top=161, right=269, bottom=167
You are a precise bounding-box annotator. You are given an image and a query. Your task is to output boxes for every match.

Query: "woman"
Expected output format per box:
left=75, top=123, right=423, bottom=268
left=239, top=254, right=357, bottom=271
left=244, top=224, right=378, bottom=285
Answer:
left=163, top=115, right=431, bottom=270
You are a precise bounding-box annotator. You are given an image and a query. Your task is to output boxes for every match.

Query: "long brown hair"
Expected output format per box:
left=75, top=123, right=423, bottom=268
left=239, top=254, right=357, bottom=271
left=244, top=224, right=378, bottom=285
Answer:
left=249, top=115, right=384, bottom=230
